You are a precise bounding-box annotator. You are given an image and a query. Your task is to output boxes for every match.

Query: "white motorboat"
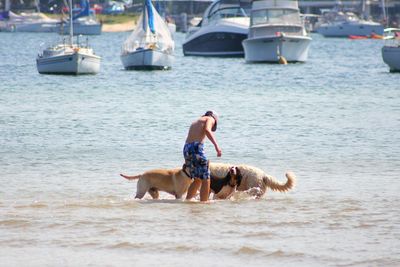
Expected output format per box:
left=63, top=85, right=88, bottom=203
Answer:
left=242, top=0, right=311, bottom=63
left=120, top=0, right=174, bottom=70
left=382, top=28, right=400, bottom=72
left=36, top=0, right=101, bottom=75
left=60, top=0, right=102, bottom=35
left=316, top=7, right=383, bottom=37
left=182, top=0, right=251, bottom=57
left=1, top=11, right=60, bottom=32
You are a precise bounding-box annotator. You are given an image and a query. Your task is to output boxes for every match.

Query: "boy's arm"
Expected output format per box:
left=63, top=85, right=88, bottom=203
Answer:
left=204, top=118, right=222, bottom=157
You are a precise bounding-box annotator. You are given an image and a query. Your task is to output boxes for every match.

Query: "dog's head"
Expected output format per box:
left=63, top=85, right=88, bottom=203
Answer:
left=228, top=166, right=242, bottom=188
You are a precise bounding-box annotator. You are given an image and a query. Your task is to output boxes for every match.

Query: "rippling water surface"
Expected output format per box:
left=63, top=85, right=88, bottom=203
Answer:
left=1, top=32, right=399, bottom=267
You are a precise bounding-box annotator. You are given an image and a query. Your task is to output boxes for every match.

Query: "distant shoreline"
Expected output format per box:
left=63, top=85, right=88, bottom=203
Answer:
left=102, top=21, right=135, bottom=32
left=44, top=13, right=137, bottom=32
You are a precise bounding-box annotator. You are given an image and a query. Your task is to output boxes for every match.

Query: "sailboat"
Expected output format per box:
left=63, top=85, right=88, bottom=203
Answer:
left=60, top=0, right=102, bottom=35
left=36, top=0, right=101, bottom=75
left=120, top=0, right=174, bottom=70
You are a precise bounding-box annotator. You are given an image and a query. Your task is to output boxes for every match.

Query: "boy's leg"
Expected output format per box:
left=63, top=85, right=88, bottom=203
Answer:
left=186, top=178, right=201, bottom=200
left=200, top=179, right=210, bottom=202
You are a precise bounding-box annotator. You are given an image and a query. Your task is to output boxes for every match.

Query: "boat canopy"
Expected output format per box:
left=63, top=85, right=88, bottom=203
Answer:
left=122, top=0, right=174, bottom=54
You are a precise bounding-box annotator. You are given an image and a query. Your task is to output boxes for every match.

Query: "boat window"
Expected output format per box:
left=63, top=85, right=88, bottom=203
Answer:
left=251, top=8, right=301, bottom=26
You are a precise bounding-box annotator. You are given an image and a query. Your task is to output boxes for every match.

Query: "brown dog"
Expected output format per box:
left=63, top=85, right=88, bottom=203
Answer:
left=120, top=167, right=192, bottom=199
left=210, top=163, right=296, bottom=198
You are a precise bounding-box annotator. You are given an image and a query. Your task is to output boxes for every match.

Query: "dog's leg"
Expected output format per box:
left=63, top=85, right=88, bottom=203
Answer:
left=148, top=188, right=159, bottom=199
left=245, top=187, right=264, bottom=198
left=135, top=179, right=148, bottom=199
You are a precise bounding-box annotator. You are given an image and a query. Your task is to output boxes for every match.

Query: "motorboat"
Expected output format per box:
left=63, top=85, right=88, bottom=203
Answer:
left=242, top=0, right=311, bottom=63
left=36, top=0, right=101, bottom=74
left=0, top=11, right=60, bottom=32
left=382, top=28, right=400, bottom=72
left=182, top=0, right=251, bottom=57
left=120, top=0, right=174, bottom=70
left=316, top=10, right=383, bottom=37
left=60, top=0, right=102, bottom=35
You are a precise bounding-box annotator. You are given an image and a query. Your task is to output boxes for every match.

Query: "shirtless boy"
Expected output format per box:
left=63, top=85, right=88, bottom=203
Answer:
left=183, top=111, right=222, bottom=202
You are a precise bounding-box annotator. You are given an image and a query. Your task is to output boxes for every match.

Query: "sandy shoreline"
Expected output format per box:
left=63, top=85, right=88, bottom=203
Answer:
left=102, top=21, right=136, bottom=32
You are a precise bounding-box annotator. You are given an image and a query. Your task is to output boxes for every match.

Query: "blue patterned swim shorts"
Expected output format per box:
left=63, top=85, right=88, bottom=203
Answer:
left=183, top=142, right=210, bottom=180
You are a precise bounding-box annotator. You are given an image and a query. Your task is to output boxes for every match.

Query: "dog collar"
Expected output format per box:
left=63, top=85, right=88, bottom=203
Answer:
left=182, top=164, right=191, bottom=178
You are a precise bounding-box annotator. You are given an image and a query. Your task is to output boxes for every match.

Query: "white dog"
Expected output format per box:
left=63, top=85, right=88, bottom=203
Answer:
left=209, top=163, right=296, bottom=198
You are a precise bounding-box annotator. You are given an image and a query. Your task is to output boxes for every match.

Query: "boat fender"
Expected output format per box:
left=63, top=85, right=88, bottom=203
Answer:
left=278, top=56, right=287, bottom=65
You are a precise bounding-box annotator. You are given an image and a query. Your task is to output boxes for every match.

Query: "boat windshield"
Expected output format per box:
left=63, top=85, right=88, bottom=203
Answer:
left=384, top=28, right=400, bottom=47
left=251, top=8, right=301, bottom=26
left=208, top=7, right=247, bottom=21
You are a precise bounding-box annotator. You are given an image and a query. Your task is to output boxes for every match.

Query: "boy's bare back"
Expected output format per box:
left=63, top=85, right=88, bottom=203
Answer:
left=185, top=116, right=212, bottom=144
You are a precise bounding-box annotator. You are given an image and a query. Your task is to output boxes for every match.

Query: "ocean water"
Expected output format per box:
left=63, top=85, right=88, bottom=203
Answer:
left=0, top=32, right=399, bottom=267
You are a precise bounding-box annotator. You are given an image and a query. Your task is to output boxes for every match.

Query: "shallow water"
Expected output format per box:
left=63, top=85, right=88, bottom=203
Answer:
left=0, top=32, right=399, bottom=267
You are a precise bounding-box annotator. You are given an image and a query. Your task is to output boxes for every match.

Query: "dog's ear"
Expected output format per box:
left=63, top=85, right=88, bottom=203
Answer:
left=235, top=167, right=242, bottom=187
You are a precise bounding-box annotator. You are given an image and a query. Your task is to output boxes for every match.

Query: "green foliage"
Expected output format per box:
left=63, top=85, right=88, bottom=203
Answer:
left=97, top=13, right=138, bottom=24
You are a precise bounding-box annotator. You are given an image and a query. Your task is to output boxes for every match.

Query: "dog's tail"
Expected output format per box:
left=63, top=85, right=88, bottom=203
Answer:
left=262, top=171, right=296, bottom=192
left=120, top=173, right=141, bottom=180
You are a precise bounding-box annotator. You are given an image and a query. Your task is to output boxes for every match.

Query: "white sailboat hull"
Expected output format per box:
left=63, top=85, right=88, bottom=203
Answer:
left=36, top=51, right=100, bottom=74
left=243, top=35, right=312, bottom=63
left=121, top=49, right=173, bottom=70
left=382, top=46, right=400, bottom=72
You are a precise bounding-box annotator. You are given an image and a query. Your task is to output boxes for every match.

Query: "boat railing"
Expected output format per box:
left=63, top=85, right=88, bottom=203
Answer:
left=249, top=25, right=304, bottom=38
left=121, top=41, right=173, bottom=54
left=76, top=34, right=91, bottom=49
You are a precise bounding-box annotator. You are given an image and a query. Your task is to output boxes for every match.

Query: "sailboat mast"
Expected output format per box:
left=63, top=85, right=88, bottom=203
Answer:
left=5, top=0, right=11, bottom=11
left=69, top=0, right=74, bottom=45
left=381, top=0, right=387, bottom=26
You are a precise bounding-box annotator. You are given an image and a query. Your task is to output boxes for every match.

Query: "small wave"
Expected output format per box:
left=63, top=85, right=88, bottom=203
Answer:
left=356, top=222, right=375, bottom=229
left=160, top=244, right=194, bottom=252
left=61, top=198, right=141, bottom=209
left=107, top=241, right=146, bottom=249
left=242, top=232, right=276, bottom=238
left=267, top=249, right=306, bottom=259
left=337, top=257, right=399, bottom=267
left=14, top=201, right=48, bottom=209
left=99, top=228, right=119, bottom=234
left=236, top=247, right=306, bottom=259
left=236, top=246, right=265, bottom=255
left=0, top=219, right=31, bottom=227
